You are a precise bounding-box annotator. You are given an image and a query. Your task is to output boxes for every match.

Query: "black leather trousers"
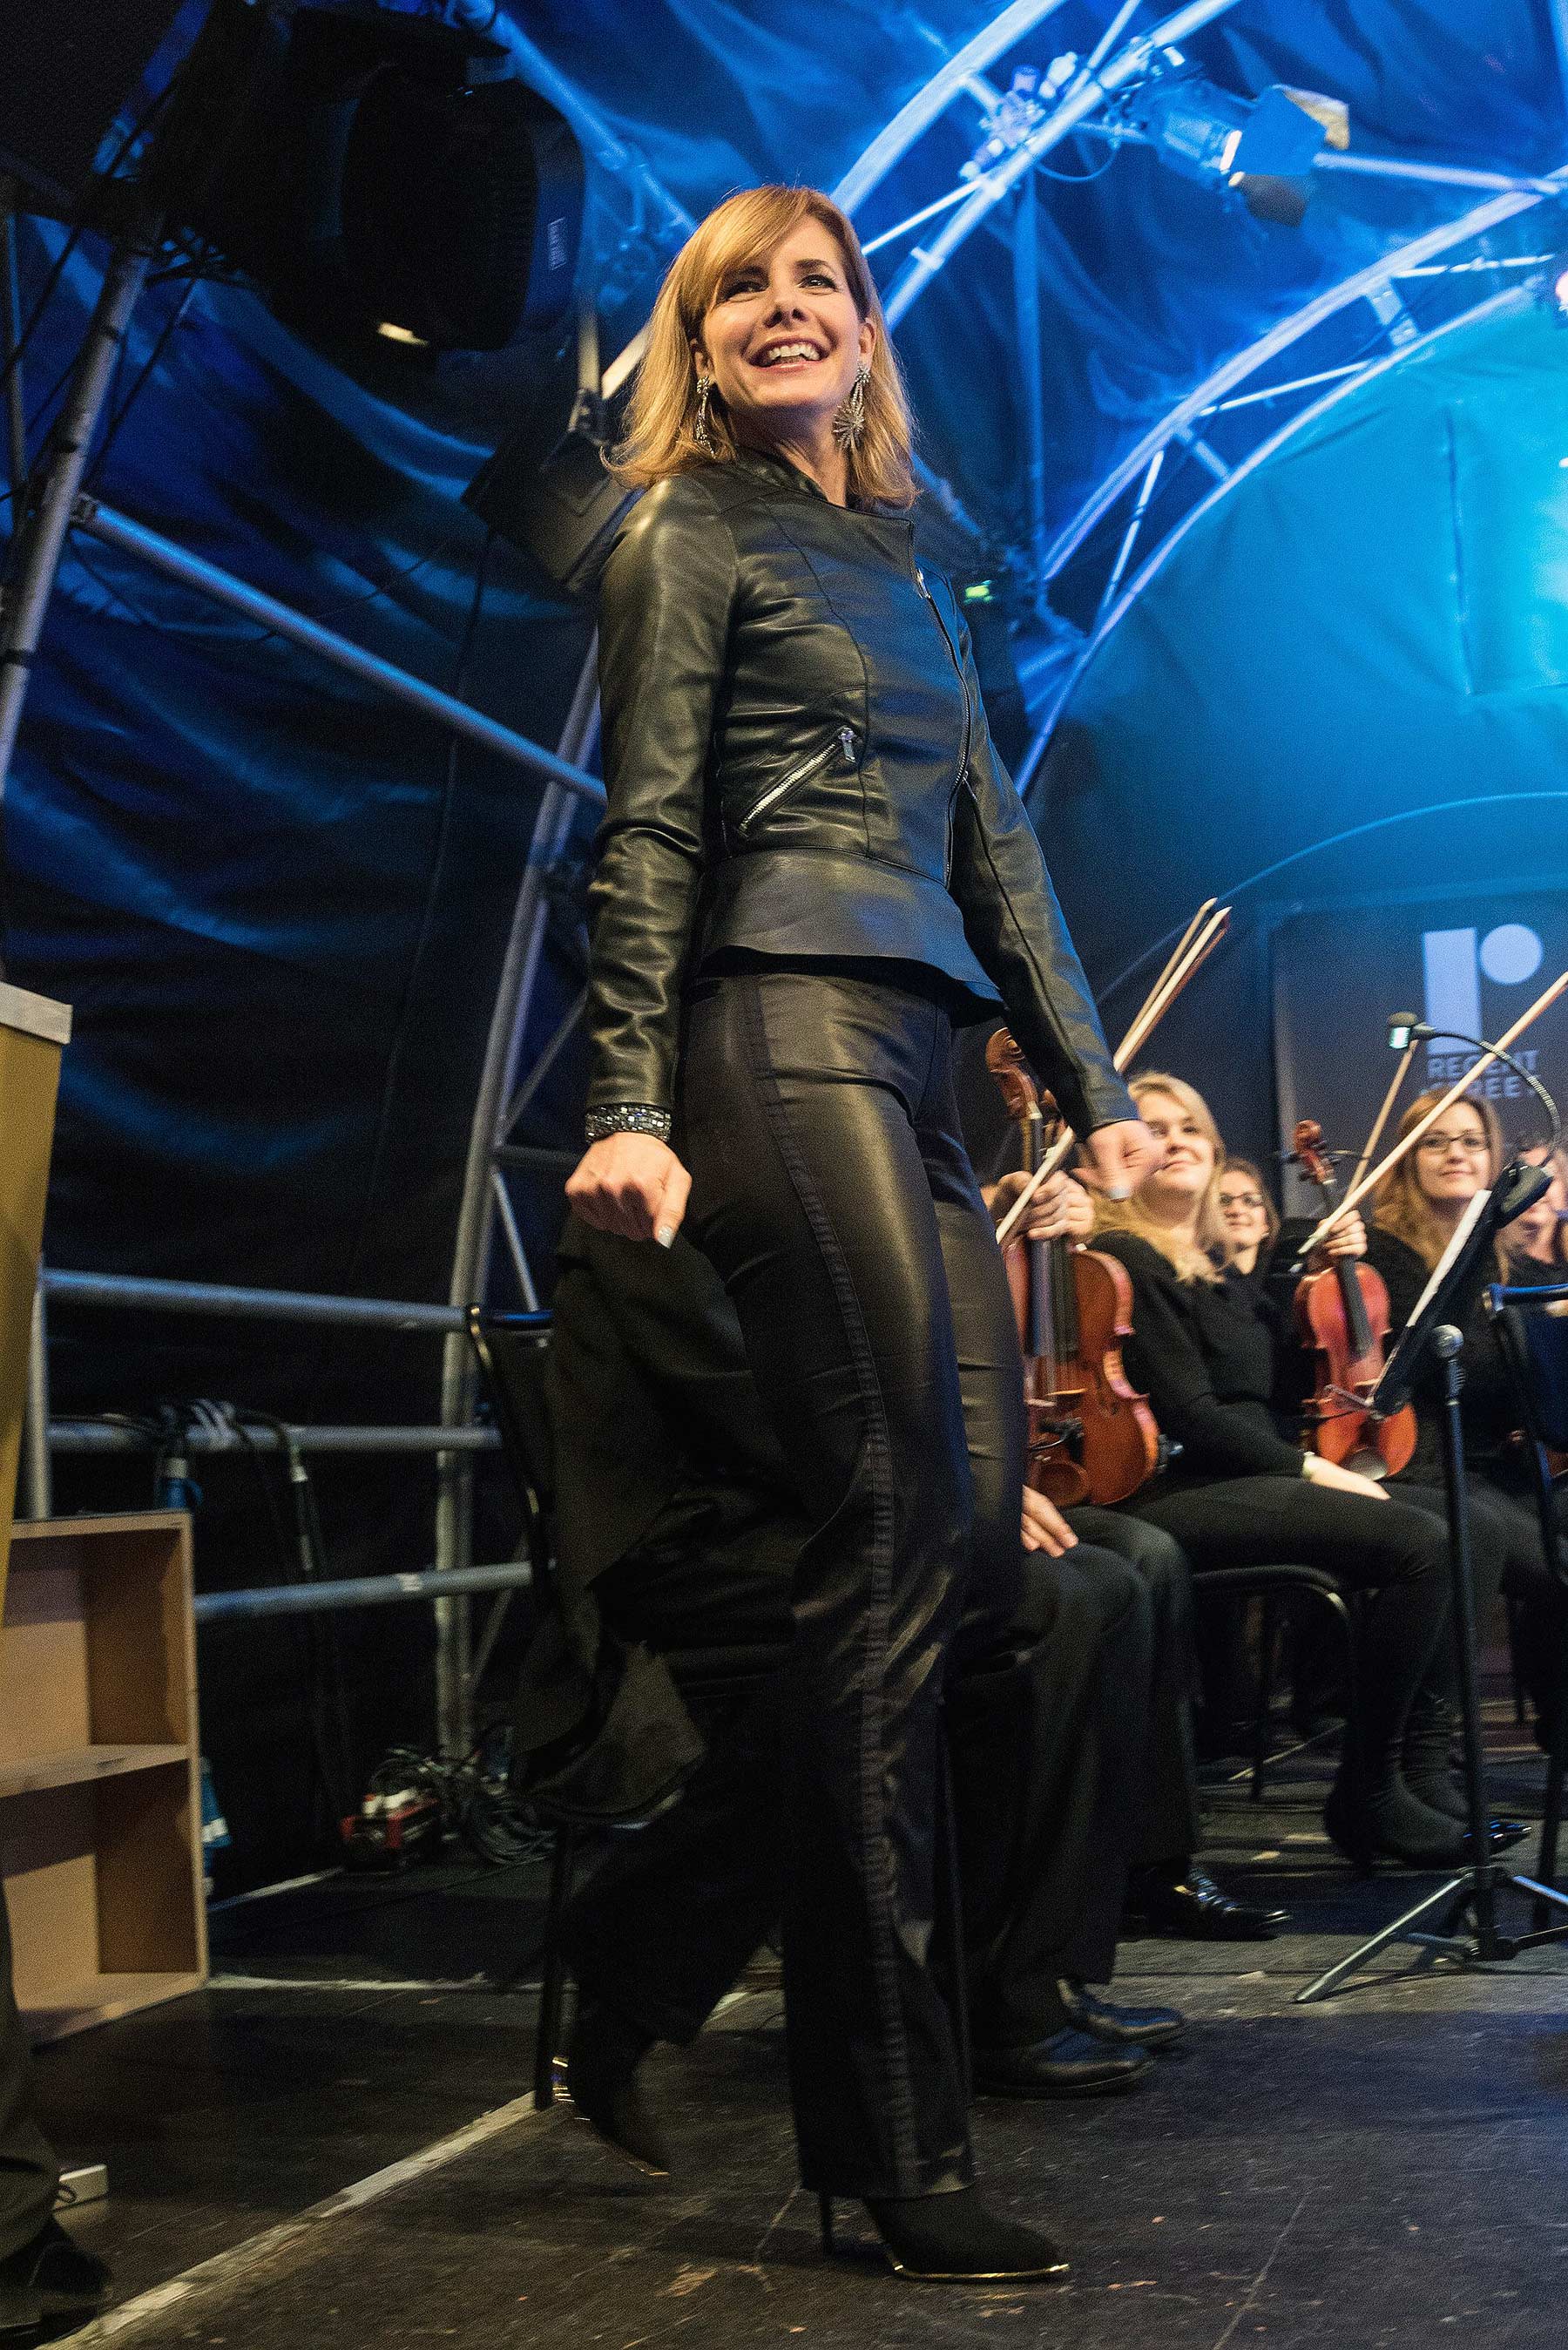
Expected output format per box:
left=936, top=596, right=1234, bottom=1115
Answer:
left=678, top=965, right=1024, bottom=2199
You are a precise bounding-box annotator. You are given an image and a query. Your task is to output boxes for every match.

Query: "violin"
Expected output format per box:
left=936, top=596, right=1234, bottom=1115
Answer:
left=986, top=1030, right=1159, bottom=1507
left=1290, top=1118, right=1416, bottom=1480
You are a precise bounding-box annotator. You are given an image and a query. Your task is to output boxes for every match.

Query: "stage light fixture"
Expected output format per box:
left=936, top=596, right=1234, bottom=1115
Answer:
left=150, top=0, right=585, bottom=353
left=1131, top=68, right=1335, bottom=227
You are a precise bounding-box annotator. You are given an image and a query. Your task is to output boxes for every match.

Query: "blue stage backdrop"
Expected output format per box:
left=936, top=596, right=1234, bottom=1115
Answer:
left=3, top=0, right=1564, bottom=1875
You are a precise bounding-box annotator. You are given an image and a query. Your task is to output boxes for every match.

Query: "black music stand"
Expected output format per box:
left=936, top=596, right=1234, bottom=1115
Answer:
left=1296, top=1162, right=1568, bottom=2003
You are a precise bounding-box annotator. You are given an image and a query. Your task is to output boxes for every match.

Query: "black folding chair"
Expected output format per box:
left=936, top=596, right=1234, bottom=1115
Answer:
left=1189, top=1565, right=1364, bottom=1844
left=1487, top=1280, right=1568, bottom=1920
left=466, top=1306, right=791, bottom=2108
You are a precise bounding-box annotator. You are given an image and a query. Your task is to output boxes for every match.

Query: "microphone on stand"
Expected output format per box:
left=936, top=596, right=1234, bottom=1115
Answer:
left=1383, top=1012, right=1561, bottom=1169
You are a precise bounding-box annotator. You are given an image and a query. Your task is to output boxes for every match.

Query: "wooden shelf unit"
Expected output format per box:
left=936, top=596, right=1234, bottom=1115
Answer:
left=0, top=1512, right=207, bottom=2040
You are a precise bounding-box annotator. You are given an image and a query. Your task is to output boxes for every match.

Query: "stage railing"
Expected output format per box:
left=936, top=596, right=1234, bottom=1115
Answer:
left=26, top=1267, right=545, bottom=1701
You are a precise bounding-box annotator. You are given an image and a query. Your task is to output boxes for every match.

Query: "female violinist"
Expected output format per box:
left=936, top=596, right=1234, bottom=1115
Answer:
left=1092, top=1073, right=1510, bottom=1866
left=976, top=1056, right=1282, bottom=1938
left=1216, top=1161, right=1278, bottom=1290
left=1368, top=1094, right=1564, bottom=1759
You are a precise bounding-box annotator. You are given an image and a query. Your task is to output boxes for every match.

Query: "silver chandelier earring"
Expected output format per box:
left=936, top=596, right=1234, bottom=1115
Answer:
left=835, top=363, right=870, bottom=449
left=693, top=374, right=715, bottom=454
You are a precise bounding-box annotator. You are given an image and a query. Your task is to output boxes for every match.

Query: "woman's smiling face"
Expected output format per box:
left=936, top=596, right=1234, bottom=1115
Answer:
left=695, top=220, right=873, bottom=450
left=1138, top=1090, right=1216, bottom=1208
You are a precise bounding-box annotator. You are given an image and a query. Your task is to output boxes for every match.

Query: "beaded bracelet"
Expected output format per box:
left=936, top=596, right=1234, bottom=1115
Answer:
left=583, top=1103, right=673, bottom=1144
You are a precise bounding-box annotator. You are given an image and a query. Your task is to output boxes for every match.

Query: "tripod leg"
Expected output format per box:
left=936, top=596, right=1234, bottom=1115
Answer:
left=1535, top=1602, right=1568, bottom=1932
left=1294, top=1873, right=1472, bottom=2005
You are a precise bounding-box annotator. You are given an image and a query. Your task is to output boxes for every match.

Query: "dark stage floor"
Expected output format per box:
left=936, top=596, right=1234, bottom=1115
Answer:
left=25, top=1692, right=1568, bottom=2350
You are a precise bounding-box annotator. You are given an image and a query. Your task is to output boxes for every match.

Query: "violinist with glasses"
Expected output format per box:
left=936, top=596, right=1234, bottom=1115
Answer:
left=1367, top=1097, right=1567, bottom=1759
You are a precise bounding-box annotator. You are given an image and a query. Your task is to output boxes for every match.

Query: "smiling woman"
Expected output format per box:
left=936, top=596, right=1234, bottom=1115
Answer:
left=609, top=183, right=914, bottom=509
left=559, top=182, right=1155, bottom=2284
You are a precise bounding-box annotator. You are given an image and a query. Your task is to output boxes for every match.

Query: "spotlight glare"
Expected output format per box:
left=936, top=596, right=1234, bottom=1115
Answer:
left=375, top=322, right=429, bottom=347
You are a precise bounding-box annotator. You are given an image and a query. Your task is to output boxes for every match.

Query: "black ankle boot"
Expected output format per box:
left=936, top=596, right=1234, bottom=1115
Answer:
left=1402, top=1700, right=1527, bottom=1843
left=819, top=2185, right=1069, bottom=2282
left=1325, top=1767, right=1503, bottom=1868
left=562, top=2000, right=671, bottom=2177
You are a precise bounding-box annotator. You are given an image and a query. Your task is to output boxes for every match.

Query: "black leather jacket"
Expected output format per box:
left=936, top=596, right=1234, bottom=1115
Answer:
left=586, top=446, right=1133, bottom=1140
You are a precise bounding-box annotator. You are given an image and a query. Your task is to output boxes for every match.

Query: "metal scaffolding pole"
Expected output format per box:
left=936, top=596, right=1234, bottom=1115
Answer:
left=433, top=638, right=602, bottom=1755
left=1012, top=173, right=1048, bottom=613
left=75, top=500, right=604, bottom=808
left=0, top=213, right=161, bottom=804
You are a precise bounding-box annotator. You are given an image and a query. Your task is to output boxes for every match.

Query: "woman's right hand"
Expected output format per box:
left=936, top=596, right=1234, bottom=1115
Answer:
left=1302, top=1453, right=1389, bottom=1502
left=565, top=1134, right=692, bottom=1246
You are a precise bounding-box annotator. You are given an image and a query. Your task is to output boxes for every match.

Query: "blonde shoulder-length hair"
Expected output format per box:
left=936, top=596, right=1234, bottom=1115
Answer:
left=1092, top=1072, right=1228, bottom=1284
left=1373, top=1087, right=1506, bottom=1274
left=609, top=184, right=916, bottom=510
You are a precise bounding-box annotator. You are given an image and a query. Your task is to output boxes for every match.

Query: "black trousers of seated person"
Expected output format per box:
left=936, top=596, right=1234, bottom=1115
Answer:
left=0, top=1882, right=57, bottom=2262
left=564, top=1519, right=1152, bottom=2060
left=1125, top=1474, right=1478, bottom=1774
left=1068, top=1507, right=1203, bottom=1868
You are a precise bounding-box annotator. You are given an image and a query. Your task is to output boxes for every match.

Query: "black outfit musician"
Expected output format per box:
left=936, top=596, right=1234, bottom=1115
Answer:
left=527, top=1216, right=1169, bottom=2093
left=0, top=1882, right=111, bottom=2330
left=1368, top=1229, right=1565, bottom=1748
left=1096, top=1230, right=1495, bottom=1866
left=953, top=1026, right=1283, bottom=1940
left=574, top=441, right=1139, bottom=2223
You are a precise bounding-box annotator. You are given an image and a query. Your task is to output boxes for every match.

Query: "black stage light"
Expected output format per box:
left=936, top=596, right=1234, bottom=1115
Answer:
left=465, top=368, right=637, bottom=600
left=153, top=0, right=584, bottom=352
left=0, top=0, right=190, bottom=219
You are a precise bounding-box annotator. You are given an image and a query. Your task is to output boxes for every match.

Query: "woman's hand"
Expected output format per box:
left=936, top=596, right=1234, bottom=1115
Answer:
left=1078, top=1118, right=1159, bottom=1202
left=1021, top=1486, right=1078, bottom=1556
left=1308, top=1209, right=1367, bottom=1271
left=990, top=1171, right=1094, bottom=1244
left=1302, top=1453, right=1389, bottom=1502
left=565, top=1134, right=692, bottom=1246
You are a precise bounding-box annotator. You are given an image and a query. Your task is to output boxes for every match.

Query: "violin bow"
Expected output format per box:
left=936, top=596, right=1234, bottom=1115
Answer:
left=1115, top=904, right=1231, bottom=1073
left=1346, top=1037, right=1420, bottom=1200
left=993, top=899, right=1231, bottom=1249
left=1301, top=968, right=1568, bottom=1254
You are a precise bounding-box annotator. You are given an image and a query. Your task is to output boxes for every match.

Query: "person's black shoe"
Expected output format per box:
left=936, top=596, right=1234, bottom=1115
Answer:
left=0, top=2218, right=112, bottom=2330
left=1128, top=1865, right=1287, bottom=1941
left=974, top=2027, right=1152, bottom=2098
left=1324, top=1779, right=1525, bottom=1869
left=561, top=2000, right=671, bottom=2177
left=821, top=2185, right=1070, bottom=2282
left=1057, top=1978, right=1185, bottom=2050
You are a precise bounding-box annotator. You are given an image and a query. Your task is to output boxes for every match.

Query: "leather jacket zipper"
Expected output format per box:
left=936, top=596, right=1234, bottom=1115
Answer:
left=736, top=725, right=857, bottom=836
left=916, top=567, right=973, bottom=791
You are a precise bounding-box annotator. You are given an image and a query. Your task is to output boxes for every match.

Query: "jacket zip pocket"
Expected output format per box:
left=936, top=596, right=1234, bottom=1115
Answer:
left=735, top=726, right=857, bottom=836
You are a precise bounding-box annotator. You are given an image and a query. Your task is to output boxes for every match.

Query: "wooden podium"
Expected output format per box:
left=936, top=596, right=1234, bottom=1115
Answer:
left=0, top=986, right=209, bottom=2035
left=0, top=982, right=69, bottom=1622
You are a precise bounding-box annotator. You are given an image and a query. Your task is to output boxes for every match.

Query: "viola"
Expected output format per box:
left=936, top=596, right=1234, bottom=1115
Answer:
left=986, top=1030, right=1159, bottom=1507
left=1290, top=1117, right=1416, bottom=1480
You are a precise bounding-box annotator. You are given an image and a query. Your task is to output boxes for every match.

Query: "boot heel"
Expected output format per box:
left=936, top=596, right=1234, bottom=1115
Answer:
left=818, top=2194, right=835, bottom=2256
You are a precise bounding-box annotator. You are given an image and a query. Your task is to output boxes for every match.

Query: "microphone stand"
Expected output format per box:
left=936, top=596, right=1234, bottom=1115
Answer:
left=1297, top=1160, right=1568, bottom=2003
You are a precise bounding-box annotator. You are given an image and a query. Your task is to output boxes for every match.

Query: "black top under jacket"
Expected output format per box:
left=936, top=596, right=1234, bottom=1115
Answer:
left=1365, top=1226, right=1519, bottom=1477
left=586, top=447, right=1133, bottom=1141
left=1093, top=1230, right=1308, bottom=1484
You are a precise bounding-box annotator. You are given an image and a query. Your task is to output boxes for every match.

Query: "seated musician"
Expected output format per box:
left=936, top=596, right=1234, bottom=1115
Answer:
left=954, top=1025, right=1284, bottom=1940
left=1215, top=1160, right=1279, bottom=1290
left=1367, top=1094, right=1565, bottom=1751
left=1089, top=1071, right=1509, bottom=1867
left=1505, top=1141, right=1568, bottom=1290
left=522, top=1206, right=1186, bottom=2170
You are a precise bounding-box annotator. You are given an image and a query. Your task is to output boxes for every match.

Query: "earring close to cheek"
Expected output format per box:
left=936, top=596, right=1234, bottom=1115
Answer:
left=834, top=362, right=870, bottom=449
left=693, top=373, right=715, bottom=454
